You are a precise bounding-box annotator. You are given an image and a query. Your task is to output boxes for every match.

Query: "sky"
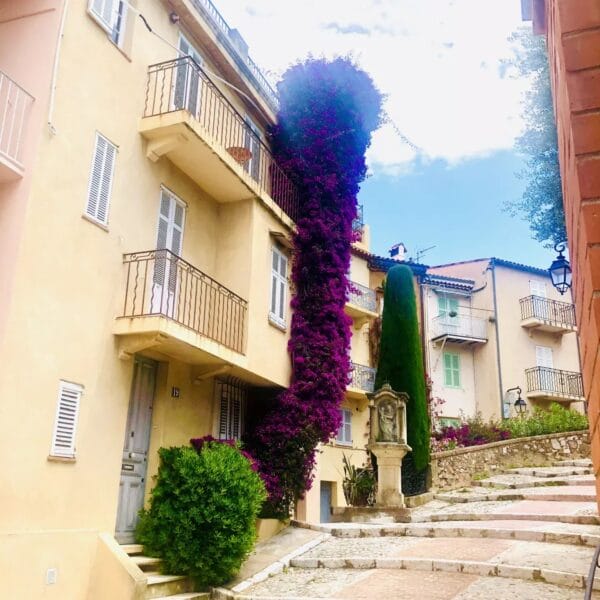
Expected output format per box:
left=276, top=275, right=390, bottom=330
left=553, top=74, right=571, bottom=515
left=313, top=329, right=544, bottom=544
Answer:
left=213, top=0, right=555, bottom=269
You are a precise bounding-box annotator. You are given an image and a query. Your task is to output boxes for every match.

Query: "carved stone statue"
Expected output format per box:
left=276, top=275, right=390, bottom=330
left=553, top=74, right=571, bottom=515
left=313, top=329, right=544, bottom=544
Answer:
left=378, top=398, right=398, bottom=442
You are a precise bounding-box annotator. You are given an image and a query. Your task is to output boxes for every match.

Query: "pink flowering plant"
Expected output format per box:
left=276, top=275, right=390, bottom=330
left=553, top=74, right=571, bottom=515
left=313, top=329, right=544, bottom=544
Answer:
left=243, top=58, right=383, bottom=517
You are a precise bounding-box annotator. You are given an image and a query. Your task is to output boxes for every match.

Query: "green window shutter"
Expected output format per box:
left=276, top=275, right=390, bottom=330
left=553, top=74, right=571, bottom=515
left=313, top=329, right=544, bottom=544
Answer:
left=443, top=353, right=452, bottom=386
left=449, top=298, right=459, bottom=316
left=438, top=296, right=447, bottom=316
left=452, top=354, right=460, bottom=387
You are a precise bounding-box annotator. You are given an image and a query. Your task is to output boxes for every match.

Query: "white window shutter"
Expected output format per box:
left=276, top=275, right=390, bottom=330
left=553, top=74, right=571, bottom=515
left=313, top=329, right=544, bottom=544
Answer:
left=269, top=246, right=288, bottom=326
left=89, top=0, right=116, bottom=31
left=530, top=280, right=547, bottom=298
left=536, top=346, right=554, bottom=368
left=86, top=133, right=116, bottom=225
left=50, top=381, right=83, bottom=458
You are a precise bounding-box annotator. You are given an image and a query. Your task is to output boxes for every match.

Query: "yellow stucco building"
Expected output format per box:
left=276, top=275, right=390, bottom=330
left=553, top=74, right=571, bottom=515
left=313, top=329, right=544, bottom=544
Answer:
left=0, top=1, right=380, bottom=597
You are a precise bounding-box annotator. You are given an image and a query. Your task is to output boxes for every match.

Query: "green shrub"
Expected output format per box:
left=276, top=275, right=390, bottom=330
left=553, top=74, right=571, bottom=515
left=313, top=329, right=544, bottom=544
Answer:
left=503, top=403, right=588, bottom=438
left=136, top=443, right=266, bottom=587
left=375, top=265, right=430, bottom=471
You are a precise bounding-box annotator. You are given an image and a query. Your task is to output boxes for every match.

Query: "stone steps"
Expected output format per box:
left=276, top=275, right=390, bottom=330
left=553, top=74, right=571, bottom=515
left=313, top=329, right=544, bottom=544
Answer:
left=435, top=486, right=597, bottom=504
left=554, top=459, right=592, bottom=468
left=505, top=466, right=592, bottom=477
left=121, top=544, right=198, bottom=599
left=311, top=520, right=600, bottom=546
left=473, top=474, right=594, bottom=489
left=215, top=570, right=596, bottom=599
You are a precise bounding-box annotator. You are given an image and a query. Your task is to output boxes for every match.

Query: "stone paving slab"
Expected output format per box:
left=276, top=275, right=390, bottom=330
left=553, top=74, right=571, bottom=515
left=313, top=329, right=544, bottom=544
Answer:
left=555, top=459, right=592, bottom=467
left=236, top=568, right=600, bottom=599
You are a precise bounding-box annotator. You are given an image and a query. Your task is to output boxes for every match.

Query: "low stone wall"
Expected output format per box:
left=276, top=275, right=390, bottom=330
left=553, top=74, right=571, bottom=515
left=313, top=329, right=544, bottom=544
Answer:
left=430, top=430, right=590, bottom=491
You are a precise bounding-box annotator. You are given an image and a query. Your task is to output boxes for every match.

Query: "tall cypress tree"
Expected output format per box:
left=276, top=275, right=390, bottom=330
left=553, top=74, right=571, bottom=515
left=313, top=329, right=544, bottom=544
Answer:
left=375, top=265, right=430, bottom=472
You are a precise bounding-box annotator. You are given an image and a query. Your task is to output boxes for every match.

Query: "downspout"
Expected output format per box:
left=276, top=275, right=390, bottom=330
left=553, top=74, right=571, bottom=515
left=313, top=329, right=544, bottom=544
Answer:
left=47, top=0, right=69, bottom=134
left=489, top=259, right=505, bottom=417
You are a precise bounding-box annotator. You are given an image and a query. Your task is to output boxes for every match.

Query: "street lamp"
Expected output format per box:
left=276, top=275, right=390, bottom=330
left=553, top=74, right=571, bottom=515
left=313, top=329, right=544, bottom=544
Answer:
left=549, top=242, right=572, bottom=295
left=507, top=386, right=527, bottom=415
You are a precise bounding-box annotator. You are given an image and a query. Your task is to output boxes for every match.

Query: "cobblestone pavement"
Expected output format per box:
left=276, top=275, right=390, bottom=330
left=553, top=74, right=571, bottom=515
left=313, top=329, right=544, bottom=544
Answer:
left=241, top=568, right=597, bottom=599
left=225, top=460, right=600, bottom=599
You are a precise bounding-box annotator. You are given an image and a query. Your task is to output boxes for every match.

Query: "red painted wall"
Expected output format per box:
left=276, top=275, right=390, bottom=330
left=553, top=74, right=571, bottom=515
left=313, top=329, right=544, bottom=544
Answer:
left=543, top=0, right=600, bottom=506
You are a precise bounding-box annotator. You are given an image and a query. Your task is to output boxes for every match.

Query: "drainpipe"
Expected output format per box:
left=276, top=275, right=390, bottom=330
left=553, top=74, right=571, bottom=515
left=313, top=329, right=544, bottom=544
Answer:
left=489, top=260, right=505, bottom=417
left=48, top=0, right=69, bottom=134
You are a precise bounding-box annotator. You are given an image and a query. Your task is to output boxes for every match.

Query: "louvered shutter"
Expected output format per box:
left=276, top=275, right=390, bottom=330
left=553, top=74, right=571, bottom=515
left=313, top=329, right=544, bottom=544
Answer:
left=50, top=381, right=83, bottom=458
left=89, top=0, right=116, bottom=32
left=530, top=280, right=547, bottom=298
left=231, top=395, right=242, bottom=440
left=218, top=383, right=229, bottom=439
left=270, top=247, right=288, bottom=326
left=86, top=133, right=116, bottom=225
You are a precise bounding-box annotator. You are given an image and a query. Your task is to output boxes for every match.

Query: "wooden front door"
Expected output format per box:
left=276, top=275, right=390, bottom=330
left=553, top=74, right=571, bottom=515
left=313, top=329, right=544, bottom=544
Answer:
left=115, top=357, right=157, bottom=543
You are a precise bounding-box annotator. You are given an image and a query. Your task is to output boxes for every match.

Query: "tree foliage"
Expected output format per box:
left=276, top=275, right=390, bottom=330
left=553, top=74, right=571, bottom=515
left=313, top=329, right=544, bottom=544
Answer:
left=505, top=27, right=565, bottom=247
left=243, top=58, right=383, bottom=517
left=374, top=265, right=430, bottom=472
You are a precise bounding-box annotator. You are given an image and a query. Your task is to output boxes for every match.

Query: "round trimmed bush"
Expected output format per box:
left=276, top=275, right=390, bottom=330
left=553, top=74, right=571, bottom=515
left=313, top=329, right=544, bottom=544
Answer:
left=136, top=442, right=266, bottom=587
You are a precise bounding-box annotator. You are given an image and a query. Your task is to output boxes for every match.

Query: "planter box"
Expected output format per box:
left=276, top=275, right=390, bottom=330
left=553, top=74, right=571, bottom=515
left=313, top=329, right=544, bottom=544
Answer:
left=255, top=518, right=289, bottom=543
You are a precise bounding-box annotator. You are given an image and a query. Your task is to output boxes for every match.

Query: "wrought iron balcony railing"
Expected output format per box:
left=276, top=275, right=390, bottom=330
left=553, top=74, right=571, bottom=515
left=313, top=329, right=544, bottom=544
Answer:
left=347, top=281, right=377, bottom=313
left=0, top=70, right=33, bottom=170
left=352, top=204, right=364, bottom=234
left=431, top=314, right=487, bottom=341
left=525, top=367, right=584, bottom=399
left=120, top=250, right=247, bottom=354
left=143, top=57, right=299, bottom=222
left=190, top=0, right=279, bottom=112
left=350, top=362, right=376, bottom=392
left=520, top=295, right=576, bottom=328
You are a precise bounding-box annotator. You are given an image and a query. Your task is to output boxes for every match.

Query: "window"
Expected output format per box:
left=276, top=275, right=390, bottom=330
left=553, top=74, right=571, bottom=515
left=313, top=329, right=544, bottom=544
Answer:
left=85, top=133, right=116, bottom=226
left=443, top=352, right=460, bottom=387
left=336, top=409, right=352, bottom=445
left=216, top=379, right=246, bottom=441
left=438, top=417, right=460, bottom=429
left=50, top=381, right=83, bottom=458
left=269, top=245, right=288, bottom=328
left=536, top=345, right=554, bottom=368
left=438, top=295, right=459, bottom=322
left=530, top=280, right=547, bottom=298
left=88, top=0, right=130, bottom=48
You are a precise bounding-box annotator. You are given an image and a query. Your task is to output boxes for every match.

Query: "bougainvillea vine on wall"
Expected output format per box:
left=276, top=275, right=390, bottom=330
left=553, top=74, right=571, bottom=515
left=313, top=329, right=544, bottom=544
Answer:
left=244, top=58, right=383, bottom=517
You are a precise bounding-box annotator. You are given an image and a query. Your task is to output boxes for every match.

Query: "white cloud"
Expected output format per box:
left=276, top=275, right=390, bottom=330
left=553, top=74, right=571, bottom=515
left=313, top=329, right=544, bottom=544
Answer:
left=213, top=0, right=528, bottom=173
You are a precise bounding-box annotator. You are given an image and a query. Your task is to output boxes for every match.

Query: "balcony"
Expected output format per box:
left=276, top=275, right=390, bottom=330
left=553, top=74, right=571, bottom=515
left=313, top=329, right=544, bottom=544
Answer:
left=525, top=367, right=584, bottom=403
left=0, top=70, right=33, bottom=182
left=348, top=362, right=376, bottom=399
left=352, top=204, right=364, bottom=240
left=189, top=0, right=279, bottom=112
left=520, top=295, right=576, bottom=334
left=431, top=313, right=487, bottom=345
left=140, top=57, right=299, bottom=222
left=345, top=281, right=378, bottom=328
left=114, top=250, right=248, bottom=367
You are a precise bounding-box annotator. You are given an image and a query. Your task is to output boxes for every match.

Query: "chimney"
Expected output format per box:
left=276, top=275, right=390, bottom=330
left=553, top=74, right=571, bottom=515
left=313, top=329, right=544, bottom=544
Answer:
left=389, top=243, right=407, bottom=262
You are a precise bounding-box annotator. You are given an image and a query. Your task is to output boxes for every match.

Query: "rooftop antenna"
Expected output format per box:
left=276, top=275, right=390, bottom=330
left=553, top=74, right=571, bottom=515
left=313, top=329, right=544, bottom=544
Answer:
left=412, top=245, right=436, bottom=263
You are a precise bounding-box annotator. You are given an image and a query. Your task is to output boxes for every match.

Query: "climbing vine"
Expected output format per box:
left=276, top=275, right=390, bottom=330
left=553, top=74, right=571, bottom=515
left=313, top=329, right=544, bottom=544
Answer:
left=244, top=58, right=382, bottom=517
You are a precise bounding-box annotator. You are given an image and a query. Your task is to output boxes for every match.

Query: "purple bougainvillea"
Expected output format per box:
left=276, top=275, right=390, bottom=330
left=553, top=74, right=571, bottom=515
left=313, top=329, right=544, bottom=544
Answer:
left=244, top=58, right=382, bottom=517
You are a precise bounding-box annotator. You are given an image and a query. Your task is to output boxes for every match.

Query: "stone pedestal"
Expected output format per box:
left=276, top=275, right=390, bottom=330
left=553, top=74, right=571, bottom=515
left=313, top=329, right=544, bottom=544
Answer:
left=367, top=384, right=412, bottom=508
left=368, top=442, right=411, bottom=507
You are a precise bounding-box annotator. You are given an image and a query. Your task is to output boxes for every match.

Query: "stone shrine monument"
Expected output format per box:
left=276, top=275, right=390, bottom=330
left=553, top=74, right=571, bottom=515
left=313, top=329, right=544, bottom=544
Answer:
left=367, top=384, right=411, bottom=507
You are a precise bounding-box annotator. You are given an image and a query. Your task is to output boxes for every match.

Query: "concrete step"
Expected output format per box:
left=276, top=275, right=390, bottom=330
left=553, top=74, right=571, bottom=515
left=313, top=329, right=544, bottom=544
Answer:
left=473, top=474, right=594, bottom=489
left=554, top=459, right=592, bottom=468
left=435, top=485, right=597, bottom=504
left=145, top=573, right=196, bottom=599
left=505, top=466, right=592, bottom=477
left=151, top=594, right=209, bottom=600
left=132, top=554, right=162, bottom=571
left=313, top=519, right=600, bottom=546
left=218, top=570, right=596, bottom=600
left=122, top=543, right=144, bottom=555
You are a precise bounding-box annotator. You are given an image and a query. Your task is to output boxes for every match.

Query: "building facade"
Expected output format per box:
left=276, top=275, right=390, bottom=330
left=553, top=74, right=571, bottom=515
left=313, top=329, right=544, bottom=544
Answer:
left=0, top=1, right=379, bottom=596
left=426, top=258, right=582, bottom=423
left=522, top=0, right=600, bottom=509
